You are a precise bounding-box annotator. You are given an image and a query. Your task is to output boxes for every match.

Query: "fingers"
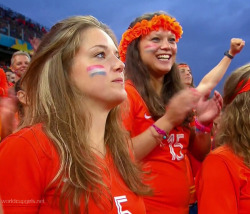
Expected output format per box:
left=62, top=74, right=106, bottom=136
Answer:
left=230, top=38, right=245, bottom=55
left=164, top=89, right=200, bottom=127
left=213, top=90, right=223, bottom=111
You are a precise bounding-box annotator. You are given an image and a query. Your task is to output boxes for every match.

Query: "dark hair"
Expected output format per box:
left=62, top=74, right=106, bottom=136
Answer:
left=124, top=12, right=192, bottom=123
left=177, top=62, right=195, bottom=87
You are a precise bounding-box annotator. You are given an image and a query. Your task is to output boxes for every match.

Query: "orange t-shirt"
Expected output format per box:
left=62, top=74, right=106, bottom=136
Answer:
left=0, top=124, right=146, bottom=213
left=123, top=81, right=192, bottom=214
left=196, top=145, right=250, bottom=214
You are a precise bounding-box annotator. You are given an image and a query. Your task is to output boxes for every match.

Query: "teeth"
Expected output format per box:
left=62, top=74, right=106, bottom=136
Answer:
left=157, top=55, right=170, bottom=60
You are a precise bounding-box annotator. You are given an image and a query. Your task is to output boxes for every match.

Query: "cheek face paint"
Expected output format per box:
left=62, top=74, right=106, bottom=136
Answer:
left=87, top=65, right=107, bottom=77
left=144, top=44, right=159, bottom=52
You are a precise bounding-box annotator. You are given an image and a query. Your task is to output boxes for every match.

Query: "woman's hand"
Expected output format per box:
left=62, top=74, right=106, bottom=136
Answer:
left=195, top=90, right=223, bottom=125
left=164, top=88, right=201, bottom=128
left=229, top=38, right=245, bottom=57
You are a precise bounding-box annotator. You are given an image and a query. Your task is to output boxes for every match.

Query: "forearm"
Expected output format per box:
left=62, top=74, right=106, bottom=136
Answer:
left=132, top=118, right=173, bottom=161
left=196, top=56, right=232, bottom=95
left=189, top=129, right=211, bottom=161
left=196, top=38, right=245, bottom=95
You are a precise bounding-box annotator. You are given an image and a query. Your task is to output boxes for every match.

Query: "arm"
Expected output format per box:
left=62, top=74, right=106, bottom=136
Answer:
left=188, top=91, right=223, bottom=160
left=29, top=37, right=41, bottom=53
left=128, top=88, right=201, bottom=160
left=196, top=154, right=238, bottom=214
left=0, top=96, right=17, bottom=140
left=196, top=38, right=245, bottom=95
left=188, top=128, right=211, bottom=161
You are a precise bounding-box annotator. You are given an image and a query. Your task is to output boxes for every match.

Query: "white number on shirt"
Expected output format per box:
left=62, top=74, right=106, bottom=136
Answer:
left=168, top=133, right=184, bottom=161
left=114, top=195, right=132, bottom=214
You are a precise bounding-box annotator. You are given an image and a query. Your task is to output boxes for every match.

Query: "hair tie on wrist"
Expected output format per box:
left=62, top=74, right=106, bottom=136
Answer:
left=195, top=118, right=213, bottom=133
left=224, top=50, right=234, bottom=59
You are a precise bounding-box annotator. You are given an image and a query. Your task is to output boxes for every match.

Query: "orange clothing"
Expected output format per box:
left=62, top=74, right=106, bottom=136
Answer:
left=123, top=81, right=191, bottom=214
left=185, top=154, right=196, bottom=204
left=187, top=151, right=202, bottom=178
left=0, top=124, right=146, bottom=214
left=196, top=145, right=250, bottom=214
left=0, top=68, right=8, bottom=97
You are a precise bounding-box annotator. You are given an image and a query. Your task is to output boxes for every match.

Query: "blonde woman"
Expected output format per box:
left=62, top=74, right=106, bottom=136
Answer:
left=0, top=16, right=151, bottom=213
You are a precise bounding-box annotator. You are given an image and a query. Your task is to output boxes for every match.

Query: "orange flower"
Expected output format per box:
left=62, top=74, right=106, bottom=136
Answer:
left=119, top=14, right=183, bottom=62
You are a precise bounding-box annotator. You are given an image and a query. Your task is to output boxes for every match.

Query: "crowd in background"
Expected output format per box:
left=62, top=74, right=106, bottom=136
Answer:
left=0, top=4, right=48, bottom=43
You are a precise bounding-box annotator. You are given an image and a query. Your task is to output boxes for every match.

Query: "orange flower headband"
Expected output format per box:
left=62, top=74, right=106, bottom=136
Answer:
left=119, top=14, right=183, bottom=62
left=230, top=77, right=250, bottom=102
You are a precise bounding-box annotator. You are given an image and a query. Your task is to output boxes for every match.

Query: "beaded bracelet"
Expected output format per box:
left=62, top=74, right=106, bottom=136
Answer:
left=195, top=118, right=213, bottom=133
left=151, top=124, right=168, bottom=140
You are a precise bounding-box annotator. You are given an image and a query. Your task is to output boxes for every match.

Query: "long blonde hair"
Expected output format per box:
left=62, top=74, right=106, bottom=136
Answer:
left=21, top=16, right=150, bottom=213
left=216, top=63, right=250, bottom=167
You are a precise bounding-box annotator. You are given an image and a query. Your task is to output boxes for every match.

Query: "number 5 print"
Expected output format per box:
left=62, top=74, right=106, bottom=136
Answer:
left=114, top=195, right=132, bottom=214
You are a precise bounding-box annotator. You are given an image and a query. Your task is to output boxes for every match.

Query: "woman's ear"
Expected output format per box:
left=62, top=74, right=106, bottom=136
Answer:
left=17, top=90, right=27, bottom=105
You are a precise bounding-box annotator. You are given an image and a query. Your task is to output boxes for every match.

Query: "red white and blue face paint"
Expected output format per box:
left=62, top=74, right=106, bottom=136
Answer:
left=144, top=44, right=159, bottom=52
left=87, top=65, right=107, bottom=77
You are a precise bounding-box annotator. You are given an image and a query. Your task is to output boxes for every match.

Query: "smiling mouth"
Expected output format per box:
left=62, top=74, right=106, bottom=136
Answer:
left=157, top=54, right=171, bottom=60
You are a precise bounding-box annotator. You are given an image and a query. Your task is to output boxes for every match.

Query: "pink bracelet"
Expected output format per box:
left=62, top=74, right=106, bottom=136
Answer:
left=151, top=124, right=168, bottom=140
left=195, top=118, right=213, bottom=133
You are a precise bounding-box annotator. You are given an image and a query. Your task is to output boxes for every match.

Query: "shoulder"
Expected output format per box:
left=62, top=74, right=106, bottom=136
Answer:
left=203, top=145, right=233, bottom=166
left=208, top=145, right=241, bottom=164
left=201, top=145, right=248, bottom=178
left=125, top=80, right=141, bottom=99
left=0, top=123, right=57, bottom=160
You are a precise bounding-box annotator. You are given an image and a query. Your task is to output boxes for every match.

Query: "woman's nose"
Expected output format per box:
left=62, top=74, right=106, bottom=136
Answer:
left=160, top=40, right=171, bottom=50
left=114, top=59, right=125, bottom=73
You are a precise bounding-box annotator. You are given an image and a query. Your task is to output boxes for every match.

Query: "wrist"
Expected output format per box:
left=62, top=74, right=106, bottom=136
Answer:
left=195, top=118, right=213, bottom=133
left=150, top=122, right=170, bottom=148
left=161, top=115, right=175, bottom=132
left=224, top=50, right=234, bottom=59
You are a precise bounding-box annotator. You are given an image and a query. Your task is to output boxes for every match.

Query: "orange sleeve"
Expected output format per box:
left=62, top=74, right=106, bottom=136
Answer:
left=122, top=82, right=136, bottom=133
left=196, top=154, right=238, bottom=214
left=0, top=135, right=44, bottom=213
left=122, top=81, right=153, bottom=137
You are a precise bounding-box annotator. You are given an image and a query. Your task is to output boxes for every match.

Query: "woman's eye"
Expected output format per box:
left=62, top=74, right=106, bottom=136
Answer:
left=151, top=37, right=160, bottom=42
left=96, top=52, right=105, bottom=58
left=169, top=38, right=176, bottom=43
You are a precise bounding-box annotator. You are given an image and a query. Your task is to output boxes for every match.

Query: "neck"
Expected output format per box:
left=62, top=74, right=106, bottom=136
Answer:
left=150, top=75, right=164, bottom=96
left=87, top=106, right=109, bottom=157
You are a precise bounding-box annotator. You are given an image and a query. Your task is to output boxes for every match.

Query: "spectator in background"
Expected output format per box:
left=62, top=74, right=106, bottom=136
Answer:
left=4, top=68, right=15, bottom=87
left=10, top=50, right=30, bottom=83
left=196, top=63, right=250, bottom=214
left=178, top=63, right=195, bottom=87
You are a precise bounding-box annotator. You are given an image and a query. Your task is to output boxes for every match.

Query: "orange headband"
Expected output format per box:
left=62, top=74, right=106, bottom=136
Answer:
left=119, top=14, right=183, bottom=62
left=230, top=77, right=250, bottom=102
